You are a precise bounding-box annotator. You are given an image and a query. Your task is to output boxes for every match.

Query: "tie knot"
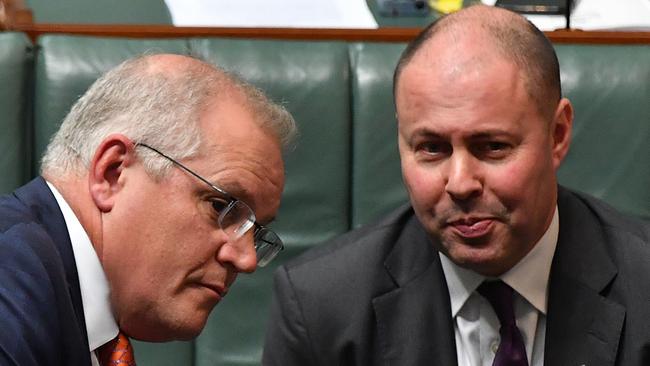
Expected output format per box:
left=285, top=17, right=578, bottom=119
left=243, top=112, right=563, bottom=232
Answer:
left=478, top=280, right=516, bottom=326
left=97, top=331, right=137, bottom=366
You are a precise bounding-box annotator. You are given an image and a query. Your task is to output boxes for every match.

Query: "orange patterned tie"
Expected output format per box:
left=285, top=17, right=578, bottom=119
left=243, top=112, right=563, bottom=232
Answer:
left=97, top=332, right=137, bottom=366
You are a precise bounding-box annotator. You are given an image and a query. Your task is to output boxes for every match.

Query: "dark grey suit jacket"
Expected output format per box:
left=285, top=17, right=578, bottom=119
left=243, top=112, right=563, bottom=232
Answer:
left=263, top=188, right=650, bottom=365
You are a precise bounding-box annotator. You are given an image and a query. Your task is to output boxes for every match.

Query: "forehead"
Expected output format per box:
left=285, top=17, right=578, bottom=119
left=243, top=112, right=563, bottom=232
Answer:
left=400, top=31, right=513, bottom=94
left=396, top=44, right=540, bottom=136
left=190, top=96, right=284, bottom=214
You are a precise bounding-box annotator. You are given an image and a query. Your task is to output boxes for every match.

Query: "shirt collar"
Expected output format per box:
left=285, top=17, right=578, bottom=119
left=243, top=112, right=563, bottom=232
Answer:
left=46, top=182, right=119, bottom=351
left=441, top=206, right=559, bottom=316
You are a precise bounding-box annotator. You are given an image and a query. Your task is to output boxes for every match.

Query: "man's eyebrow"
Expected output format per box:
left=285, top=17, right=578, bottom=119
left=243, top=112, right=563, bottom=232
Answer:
left=406, top=127, right=517, bottom=143
left=469, top=130, right=516, bottom=139
left=214, top=180, right=252, bottom=202
left=210, top=180, right=268, bottom=217
left=409, top=127, right=445, bottom=139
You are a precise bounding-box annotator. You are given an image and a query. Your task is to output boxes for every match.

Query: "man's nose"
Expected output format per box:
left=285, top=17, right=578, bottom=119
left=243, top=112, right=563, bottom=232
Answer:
left=444, top=152, right=483, bottom=201
left=216, top=230, right=257, bottom=273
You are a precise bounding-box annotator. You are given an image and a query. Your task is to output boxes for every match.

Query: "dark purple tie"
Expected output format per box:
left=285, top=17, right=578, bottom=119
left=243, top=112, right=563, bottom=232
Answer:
left=478, top=281, right=529, bottom=366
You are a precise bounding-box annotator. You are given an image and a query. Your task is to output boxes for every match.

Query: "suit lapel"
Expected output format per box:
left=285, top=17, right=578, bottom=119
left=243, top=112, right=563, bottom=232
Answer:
left=373, top=216, right=457, bottom=366
left=15, top=177, right=89, bottom=340
left=545, top=188, right=625, bottom=366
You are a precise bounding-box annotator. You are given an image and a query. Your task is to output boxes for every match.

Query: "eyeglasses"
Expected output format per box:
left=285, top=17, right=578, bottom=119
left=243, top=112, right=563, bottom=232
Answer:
left=135, top=142, right=283, bottom=267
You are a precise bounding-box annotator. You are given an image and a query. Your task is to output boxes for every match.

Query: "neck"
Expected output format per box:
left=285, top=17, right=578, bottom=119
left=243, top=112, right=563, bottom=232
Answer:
left=45, top=173, right=105, bottom=260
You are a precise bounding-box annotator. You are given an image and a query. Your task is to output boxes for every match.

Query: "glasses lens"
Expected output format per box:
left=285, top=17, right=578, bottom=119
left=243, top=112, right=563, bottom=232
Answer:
left=219, top=200, right=255, bottom=239
left=254, top=228, right=283, bottom=267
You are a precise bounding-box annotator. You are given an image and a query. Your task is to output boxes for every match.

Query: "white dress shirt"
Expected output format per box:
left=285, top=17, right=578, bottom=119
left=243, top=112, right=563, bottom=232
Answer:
left=440, top=207, right=559, bottom=366
left=47, top=182, right=119, bottom=366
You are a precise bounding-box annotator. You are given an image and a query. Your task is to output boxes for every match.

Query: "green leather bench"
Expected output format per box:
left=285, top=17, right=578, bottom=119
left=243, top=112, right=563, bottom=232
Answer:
left=555, top=45, right=650, bottom=218
left=1, top=33, right=649, bottom=365
left=0, top=32, right=32, bottom=195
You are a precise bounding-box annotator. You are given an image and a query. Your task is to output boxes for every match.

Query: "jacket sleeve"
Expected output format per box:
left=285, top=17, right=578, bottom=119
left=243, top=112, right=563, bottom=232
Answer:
left=262, top=265, right=318, bottom=366
left=0, top=224, right=61, bottom=366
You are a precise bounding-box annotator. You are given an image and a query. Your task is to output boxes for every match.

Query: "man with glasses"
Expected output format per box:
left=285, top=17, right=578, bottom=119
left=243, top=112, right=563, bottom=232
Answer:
left=0, top=54, right=295, bottom=365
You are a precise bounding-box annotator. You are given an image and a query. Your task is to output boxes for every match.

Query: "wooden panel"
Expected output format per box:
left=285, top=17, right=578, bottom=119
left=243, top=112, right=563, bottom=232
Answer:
left=0, top=0, right=33, bottom=29
left=548, top=29, right=650, bottom=44
left=11, top=23, right=650, bottom=44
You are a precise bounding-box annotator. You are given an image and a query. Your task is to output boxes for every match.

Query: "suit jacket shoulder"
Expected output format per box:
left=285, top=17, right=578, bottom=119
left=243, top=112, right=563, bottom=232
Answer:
left=263, top=205, right=456, bottom=366
left=545, top=187, right=650, bottom=366
left=283, top=204, right=416, bottom=286
left=0, top=178, right=90, bottom=366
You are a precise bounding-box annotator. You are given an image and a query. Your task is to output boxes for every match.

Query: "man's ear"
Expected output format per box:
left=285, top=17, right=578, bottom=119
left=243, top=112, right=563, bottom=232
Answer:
left=550, top=97, right=573, bottom=170
left=88, top=134, right=137, bottom=212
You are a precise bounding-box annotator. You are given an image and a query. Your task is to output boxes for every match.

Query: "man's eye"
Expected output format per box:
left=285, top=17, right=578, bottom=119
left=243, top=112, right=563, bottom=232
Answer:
left=211, top=199, right=230, bottom=215
left=476, top=141, right=511, bottom=157
left=488, top=142, right=510, bottom=151
left=417, top=142, right=449, bottom=155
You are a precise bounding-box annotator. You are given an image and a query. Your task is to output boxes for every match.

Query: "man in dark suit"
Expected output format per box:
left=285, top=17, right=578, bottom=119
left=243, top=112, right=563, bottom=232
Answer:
left=263, top=5, right=650, bottom=366
left=0, top=54, right=295, bottom=365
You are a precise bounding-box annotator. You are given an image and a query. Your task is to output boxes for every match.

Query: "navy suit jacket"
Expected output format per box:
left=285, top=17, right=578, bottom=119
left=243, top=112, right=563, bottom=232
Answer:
left=263, top=187, right=650, bottom=365
left=0, top=177, right=90, bottom=365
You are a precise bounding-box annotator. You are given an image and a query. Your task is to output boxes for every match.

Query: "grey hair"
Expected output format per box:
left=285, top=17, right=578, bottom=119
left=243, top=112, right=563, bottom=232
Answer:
left=41, top=54, right=297, bottom=179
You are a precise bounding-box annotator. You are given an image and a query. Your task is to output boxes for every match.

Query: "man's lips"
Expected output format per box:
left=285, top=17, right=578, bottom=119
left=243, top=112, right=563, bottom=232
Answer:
left=200, top=283, right=228, bottom=299
left=446, top=218, right=495, bottom=238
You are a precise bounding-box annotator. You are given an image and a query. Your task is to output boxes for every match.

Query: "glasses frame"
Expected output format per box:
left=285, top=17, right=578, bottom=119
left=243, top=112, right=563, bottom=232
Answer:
left=134, top=142, right=283, bottom=267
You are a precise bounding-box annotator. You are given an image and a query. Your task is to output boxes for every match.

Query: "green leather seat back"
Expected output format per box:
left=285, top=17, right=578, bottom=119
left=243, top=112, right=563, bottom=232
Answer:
left=190, top=38, right=352, bottom=366
left=34, top=35, right=193, bottom=366
left=0, top=32, right=32, bottom=194
left=27, top=35, right=650, bottom=366
left=349, top=42, right=407, bottom=228
left=556, top=45, right=650, bottom=219
left=25, top=0, right=172, bottom=24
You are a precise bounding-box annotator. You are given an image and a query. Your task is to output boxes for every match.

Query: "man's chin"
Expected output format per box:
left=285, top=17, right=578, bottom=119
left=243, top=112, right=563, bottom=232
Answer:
left=169, top=315, right=210, bottom=341
left=122, top=313, right=208, bottom=342
left=129, top=326, right=205, bottom=343
left=441, top=244, right=510, bottom=277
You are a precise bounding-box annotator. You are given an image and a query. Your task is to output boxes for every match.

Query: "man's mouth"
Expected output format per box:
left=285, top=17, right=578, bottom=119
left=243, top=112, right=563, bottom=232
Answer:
left=447, top=217, right=495, bottom=238
left=200, top=283, right=228, bottom=300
